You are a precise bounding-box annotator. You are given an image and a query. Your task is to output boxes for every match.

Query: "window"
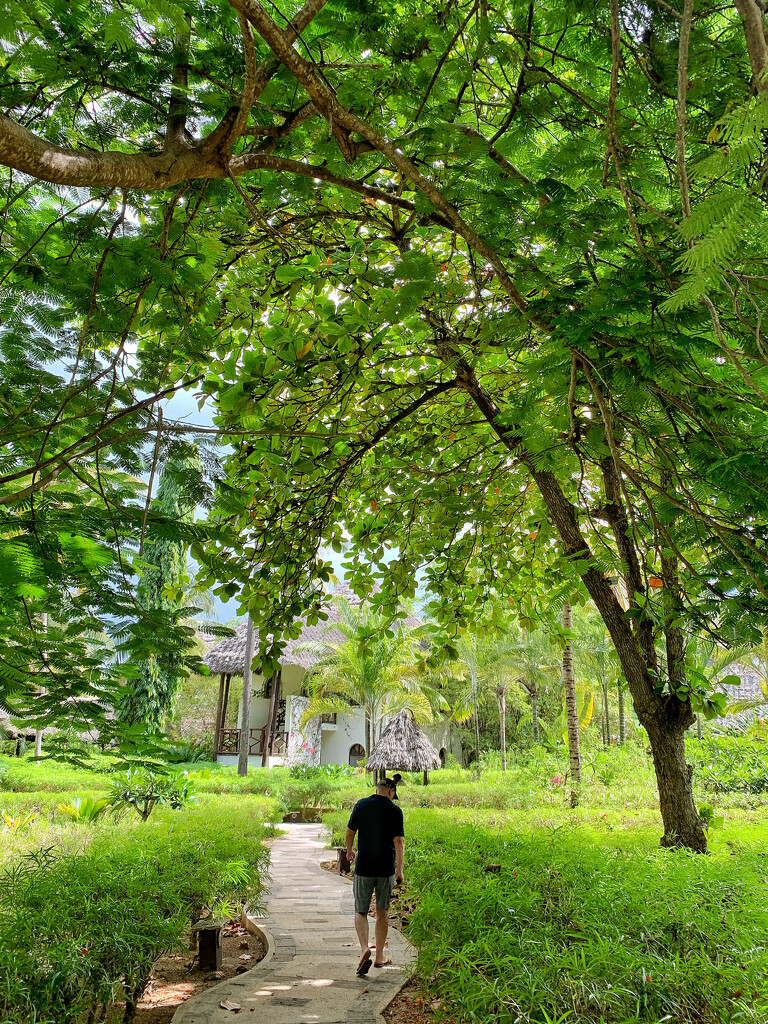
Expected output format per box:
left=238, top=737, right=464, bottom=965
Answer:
left=349, top=743, right=365, bottom=767
left=439, top=747, right=447, bottom=767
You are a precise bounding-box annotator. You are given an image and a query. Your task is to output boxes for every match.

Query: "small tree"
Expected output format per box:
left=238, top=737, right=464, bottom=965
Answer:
left=118, top=444, right=204, bottom=732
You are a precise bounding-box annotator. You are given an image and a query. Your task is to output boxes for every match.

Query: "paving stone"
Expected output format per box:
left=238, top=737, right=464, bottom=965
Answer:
left=172, top=823, right=413, bottom=1024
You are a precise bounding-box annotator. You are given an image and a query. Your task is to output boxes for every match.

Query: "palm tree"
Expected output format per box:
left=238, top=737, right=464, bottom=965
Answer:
left=447, top=626, right=560, bottom=770
left=296, top=598, right=441, bottom=756
left=509, top=628, right=560, bottom=746
left=561, top=602, right=582, bottom=802
left=574, top=616, right=617, bottom=746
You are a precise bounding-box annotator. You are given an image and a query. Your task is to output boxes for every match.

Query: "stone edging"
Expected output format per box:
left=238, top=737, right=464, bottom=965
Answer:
left=241, top=904, right=276, bottom=966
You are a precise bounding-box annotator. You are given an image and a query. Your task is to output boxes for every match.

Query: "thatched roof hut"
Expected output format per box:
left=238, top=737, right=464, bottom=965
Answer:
left=204, top=582, right=420, bottom=676
left=366, top=710, right=441, bottom=779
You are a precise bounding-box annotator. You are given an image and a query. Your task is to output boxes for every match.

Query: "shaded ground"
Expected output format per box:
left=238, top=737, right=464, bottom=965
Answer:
left=106, top=921, right=266, bottom=1024
left=383, top=979, right=451, bottom=1024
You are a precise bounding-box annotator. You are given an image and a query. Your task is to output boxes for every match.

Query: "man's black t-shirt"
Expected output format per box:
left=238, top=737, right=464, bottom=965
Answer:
left=347, top=794, right=404, bottom=877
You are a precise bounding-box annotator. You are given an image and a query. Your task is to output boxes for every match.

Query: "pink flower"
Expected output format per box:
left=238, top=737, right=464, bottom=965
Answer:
left=549, top=774, right=565, bottom=786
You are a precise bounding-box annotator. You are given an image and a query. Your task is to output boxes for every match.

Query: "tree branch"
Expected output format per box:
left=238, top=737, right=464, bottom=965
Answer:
left=734, top=0, right=768, bottom=92
left=675, top=0, right=695, bottom=221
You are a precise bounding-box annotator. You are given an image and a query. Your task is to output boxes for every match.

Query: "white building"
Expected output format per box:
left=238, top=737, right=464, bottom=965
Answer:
left=205, top=584, right=461, bottom=769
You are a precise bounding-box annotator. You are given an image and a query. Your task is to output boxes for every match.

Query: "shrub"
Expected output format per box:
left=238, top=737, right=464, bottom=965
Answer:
left=109, top=768, right=195, bottom=821
left=56, top=796, right=112, bottom=823
left=400, top=810, right=768, bottom=1024
left=688, top=734, right=768, bottom=793
left=0, top=796, right=277, bottom=1024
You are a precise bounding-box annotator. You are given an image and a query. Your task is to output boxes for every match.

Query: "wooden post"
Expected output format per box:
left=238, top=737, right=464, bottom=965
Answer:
left=192, top=919, right=225, bottom=971
left=213, top=673, right=226, bottom=762
left=261, top=671, right=279, bottom=768
left=270, top=671, right=282, bottom=752
left=423, top=770, right=429, bottom=786
left=238, top=620, right=255, bottom=777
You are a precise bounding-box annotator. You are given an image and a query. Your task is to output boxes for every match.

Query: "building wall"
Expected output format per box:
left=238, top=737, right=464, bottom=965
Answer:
left=318, top=708, right=367, bottom=765
left=230, top=662, right=463, bottom=768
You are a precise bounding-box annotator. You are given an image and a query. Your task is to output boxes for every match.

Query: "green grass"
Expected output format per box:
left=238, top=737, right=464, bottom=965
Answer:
left=320, top=744, right=768, bottom=1024
left=0, top=792, right=281, bottom=1023
left=394, top=810, right=768, bottom=1024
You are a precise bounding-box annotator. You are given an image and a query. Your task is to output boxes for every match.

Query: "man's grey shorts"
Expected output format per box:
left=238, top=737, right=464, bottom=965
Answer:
left=353, top=873, right=395, bottom=914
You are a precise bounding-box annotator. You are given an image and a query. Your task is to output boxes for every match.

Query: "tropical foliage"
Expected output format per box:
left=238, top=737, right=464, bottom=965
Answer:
left=297, top=597, right=441, bottom=753
left=4, top=0, right=768, bottom=848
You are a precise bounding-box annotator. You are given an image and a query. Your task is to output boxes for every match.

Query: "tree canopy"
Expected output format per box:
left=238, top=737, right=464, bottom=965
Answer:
left=4, top=0, right=768, bottom=844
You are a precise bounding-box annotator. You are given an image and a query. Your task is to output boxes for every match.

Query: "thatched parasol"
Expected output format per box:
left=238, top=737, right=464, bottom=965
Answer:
left=366, top=710, right=441, bottom=782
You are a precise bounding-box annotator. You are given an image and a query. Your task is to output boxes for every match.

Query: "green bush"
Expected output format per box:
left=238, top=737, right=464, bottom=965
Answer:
left=109, top=767, right=196, bottom=821
left=398, top=810, right=768, bottom=1024
left=0, top=795, right=278, bottom=1024
left=688, top=735, right=768, bottom=793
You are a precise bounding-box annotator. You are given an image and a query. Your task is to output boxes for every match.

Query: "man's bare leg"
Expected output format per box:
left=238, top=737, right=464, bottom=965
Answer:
left=374, top=907, right=389, bottom=964
left=355, top=913, right=371, bottom=965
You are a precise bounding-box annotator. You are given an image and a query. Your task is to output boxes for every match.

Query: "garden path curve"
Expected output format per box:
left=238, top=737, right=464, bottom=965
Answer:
left=173, top=822, right=415, bottom=1024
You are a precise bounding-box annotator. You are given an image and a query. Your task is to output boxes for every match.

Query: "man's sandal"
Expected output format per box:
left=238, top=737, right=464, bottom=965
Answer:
left=356, top=956, right=373, bottom=977
left=373, top=959, right=393, bottom=967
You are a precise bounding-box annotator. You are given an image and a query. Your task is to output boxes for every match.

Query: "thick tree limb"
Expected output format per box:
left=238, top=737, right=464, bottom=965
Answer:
left=734, top=0, right=768, bottom=92
left=235, top=0, right=539, bottom=324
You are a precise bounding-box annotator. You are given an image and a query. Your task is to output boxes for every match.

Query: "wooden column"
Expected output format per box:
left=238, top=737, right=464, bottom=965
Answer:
left=213, top=673, right=226, bottom=762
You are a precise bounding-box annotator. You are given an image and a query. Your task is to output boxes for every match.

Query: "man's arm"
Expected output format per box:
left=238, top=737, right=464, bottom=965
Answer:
left=345, top=827, right=356, bottom=863
left=394, top=836, right=404, bottom=884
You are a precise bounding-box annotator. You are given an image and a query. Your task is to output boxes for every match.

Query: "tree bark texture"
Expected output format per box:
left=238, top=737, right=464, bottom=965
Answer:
left=618, top=682, right=626, bottom=744
left=472, top=664, right=482, bottom=776
left=602, top=678, right=610, bottom=746
left=562, top=602, right=582, bottom=802
left=645, top=715, right=706, bottom=851
left=497, top=686, right=507, bottom=771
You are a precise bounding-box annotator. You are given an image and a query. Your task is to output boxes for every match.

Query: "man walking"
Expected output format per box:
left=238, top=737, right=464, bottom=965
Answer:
left=345, top=776, right=405, bottom=976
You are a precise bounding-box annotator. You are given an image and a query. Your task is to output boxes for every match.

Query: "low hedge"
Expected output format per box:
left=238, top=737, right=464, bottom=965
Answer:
left=0, top=795, right=278, bottom=1024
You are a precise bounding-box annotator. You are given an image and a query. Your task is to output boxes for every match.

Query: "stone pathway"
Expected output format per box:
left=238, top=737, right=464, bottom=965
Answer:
left=173, top=823, right=414, bottom=1024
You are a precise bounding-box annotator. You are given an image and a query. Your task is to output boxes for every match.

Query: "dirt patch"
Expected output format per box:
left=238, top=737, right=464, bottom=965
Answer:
left=106, top=920, right=266, bottom=1024
left=384, top=978, right=453, bottom=1024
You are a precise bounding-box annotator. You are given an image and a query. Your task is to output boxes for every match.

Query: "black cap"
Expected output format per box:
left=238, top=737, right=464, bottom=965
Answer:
left=379, top=777, right=400, bottom=799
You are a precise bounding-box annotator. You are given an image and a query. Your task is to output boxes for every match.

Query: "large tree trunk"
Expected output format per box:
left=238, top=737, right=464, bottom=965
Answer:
left=446, top=346, right=708, bottom=850
left=645, top=716, right=706, bottom=850
left=562, top=602, right=581, bottom=805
